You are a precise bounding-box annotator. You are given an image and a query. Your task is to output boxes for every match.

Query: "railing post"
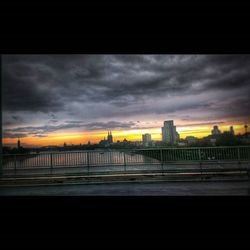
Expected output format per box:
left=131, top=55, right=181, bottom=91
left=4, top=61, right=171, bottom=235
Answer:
left=198, top=148, right=203, bottom=180
left=87, top=151, right=90, bottom=175
left=14, top=154, right=17, bottom=176
left=50, top=153, right=53, bottom=175
left=160, top=149, right=163, bottom=173
left=123, top=151, right=126, bottom=172
left=237, top=147, right=241, bottom=169
left=198, top=148, right=201, bottom=161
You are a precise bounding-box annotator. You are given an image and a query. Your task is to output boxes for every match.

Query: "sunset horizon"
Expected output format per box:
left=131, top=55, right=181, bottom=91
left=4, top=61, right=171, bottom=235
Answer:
left=2, top=55, right=250, bottom=148
left=3, top=121, right=248, bottom=147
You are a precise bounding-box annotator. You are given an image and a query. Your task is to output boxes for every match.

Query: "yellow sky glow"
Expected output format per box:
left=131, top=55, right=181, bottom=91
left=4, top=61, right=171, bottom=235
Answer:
left=3, top=123, right=247, bottom=147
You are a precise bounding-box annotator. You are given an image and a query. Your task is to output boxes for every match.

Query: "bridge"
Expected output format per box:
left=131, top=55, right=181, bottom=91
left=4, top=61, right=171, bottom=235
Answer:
left=1, top=146, right=250, bottom=181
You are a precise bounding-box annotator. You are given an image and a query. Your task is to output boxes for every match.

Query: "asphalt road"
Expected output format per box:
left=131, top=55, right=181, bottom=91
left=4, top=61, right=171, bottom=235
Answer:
left=1, top=180, right=250, bottom=196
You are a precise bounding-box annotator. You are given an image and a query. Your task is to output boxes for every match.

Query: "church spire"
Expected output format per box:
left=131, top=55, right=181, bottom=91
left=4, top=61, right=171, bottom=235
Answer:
left=17, top=137, right=21, bottom=149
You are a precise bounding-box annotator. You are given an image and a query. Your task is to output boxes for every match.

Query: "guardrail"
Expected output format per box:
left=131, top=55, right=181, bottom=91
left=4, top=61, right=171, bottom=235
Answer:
left=1, top=146, right=250, bottom=178
left=136, top=146, right=250, bottom=161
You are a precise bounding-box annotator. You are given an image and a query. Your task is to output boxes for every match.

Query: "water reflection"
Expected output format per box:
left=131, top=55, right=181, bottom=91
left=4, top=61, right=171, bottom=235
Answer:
left=4, top=151, right=160, bottom=169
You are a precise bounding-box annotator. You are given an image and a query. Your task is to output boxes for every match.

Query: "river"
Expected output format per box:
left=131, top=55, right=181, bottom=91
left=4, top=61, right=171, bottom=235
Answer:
left=3, top=150, right=160, bottom=174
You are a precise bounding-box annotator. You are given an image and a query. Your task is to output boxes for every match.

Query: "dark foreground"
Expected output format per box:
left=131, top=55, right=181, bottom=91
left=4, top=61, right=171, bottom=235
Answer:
left=1, top=180, right=250, bottom=196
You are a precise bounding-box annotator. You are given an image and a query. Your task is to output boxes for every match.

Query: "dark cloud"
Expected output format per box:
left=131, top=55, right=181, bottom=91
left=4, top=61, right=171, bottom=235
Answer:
left=3, top=114, right=23, bottom=126
left=85, top=121, right=136, bottom=130
left=2, top=55, right=250, bottom=131
left=3, top=120, right=138, bottom=139
left=12, top=115, right=22, bottom=121
left=2, top=66, right=62, bottom=112
left=3, top=132, right=28, bottom=138
left=213, top=96, right=250, bottom=120
left=32, top=134, right=48, bottom=138
left=179, top=121, right=225, bottom=127
left=50, top=119, right=58, bottom=123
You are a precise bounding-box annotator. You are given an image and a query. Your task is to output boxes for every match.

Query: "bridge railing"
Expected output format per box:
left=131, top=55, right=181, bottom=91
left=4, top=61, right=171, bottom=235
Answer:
left=2, top=150, right=158, bottom=171
left=1, top=146, right=250, bottom=177
left=135, top=146, right=250, bottom=162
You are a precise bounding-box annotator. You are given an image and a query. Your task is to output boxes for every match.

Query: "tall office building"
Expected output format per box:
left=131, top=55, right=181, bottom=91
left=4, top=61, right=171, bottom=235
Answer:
left=211, top=125, right=221, bottom=135
left=17, top=138, right=21, bottom=149
left=161, top=120, right=179, bottom=145
left=142, top=133, right=152, bottom=145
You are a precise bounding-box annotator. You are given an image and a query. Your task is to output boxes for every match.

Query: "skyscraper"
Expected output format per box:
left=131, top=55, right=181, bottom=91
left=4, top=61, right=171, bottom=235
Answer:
left=17, top=138, right=21, bottom=149
left=161, top=120, right=179, bottom=145
left=142, top=133, right=152, bottom=145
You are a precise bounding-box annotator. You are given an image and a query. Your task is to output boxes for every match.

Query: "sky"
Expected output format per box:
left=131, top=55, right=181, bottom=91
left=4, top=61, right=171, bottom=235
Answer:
left=2, top=54, right=250, bottom=147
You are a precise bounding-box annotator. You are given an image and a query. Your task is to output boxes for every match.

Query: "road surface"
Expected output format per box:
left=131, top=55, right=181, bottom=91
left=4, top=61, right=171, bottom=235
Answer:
left=1, top=180, right=250, bottom=196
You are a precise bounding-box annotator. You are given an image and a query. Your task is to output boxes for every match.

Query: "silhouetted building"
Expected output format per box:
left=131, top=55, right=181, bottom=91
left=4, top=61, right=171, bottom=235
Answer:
left=99, top=136, right=108, bottom=146
left=142, top=133, right=152, bottom=146
left=99, top=131, right=113, bottom=146
left=107, top=131, right=113, bottom=143
left=245, top=124, right=248, bottom=134
left=17, top=139, right=21, bottom=149
left=239, top=132, right=250, bottom=144
left=230, top=126, right=234, bottom=135
left=185, top=136, right=198, bottom=145
left=210, top=138, right=217, bottom=146
left=161, top=120, right=179, bottom=145
left=142, top=133, right=152, bottom=144
left=211, top=125, right=221, bottom=135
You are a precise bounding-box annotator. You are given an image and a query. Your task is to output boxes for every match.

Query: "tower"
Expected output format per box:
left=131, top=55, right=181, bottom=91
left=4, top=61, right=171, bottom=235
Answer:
left=230, top=126, right=234, bottom=135
left=17, top=138, right=21, bottom=149
left=107, top=131, right=113, bottom=143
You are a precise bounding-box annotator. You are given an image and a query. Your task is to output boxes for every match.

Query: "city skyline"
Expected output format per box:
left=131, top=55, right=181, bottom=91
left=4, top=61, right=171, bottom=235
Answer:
left=4, top=121, right=248, bottom=148
left=2, top=55, right=250, bottom=147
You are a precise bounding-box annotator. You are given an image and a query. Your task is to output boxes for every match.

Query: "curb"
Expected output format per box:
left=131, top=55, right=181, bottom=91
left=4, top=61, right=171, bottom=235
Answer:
left=1, top=171, right=249, bottom=187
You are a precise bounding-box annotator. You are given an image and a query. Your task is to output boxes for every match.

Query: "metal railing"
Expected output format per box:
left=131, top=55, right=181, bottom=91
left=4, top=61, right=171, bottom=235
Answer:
left=1, top=146, right=250, bottom=177
left=137, top=146, right=250, bottom=162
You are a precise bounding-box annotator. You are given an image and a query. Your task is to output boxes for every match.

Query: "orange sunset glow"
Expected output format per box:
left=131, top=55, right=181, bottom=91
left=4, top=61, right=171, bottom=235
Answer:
left=3, top=123, right=247, bottom=147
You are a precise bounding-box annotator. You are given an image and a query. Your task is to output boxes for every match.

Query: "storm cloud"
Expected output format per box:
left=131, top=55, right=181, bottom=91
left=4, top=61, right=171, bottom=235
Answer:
left=3, top=120, right=139, bottom=138
left=2, top=54, right=250, bottom=139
